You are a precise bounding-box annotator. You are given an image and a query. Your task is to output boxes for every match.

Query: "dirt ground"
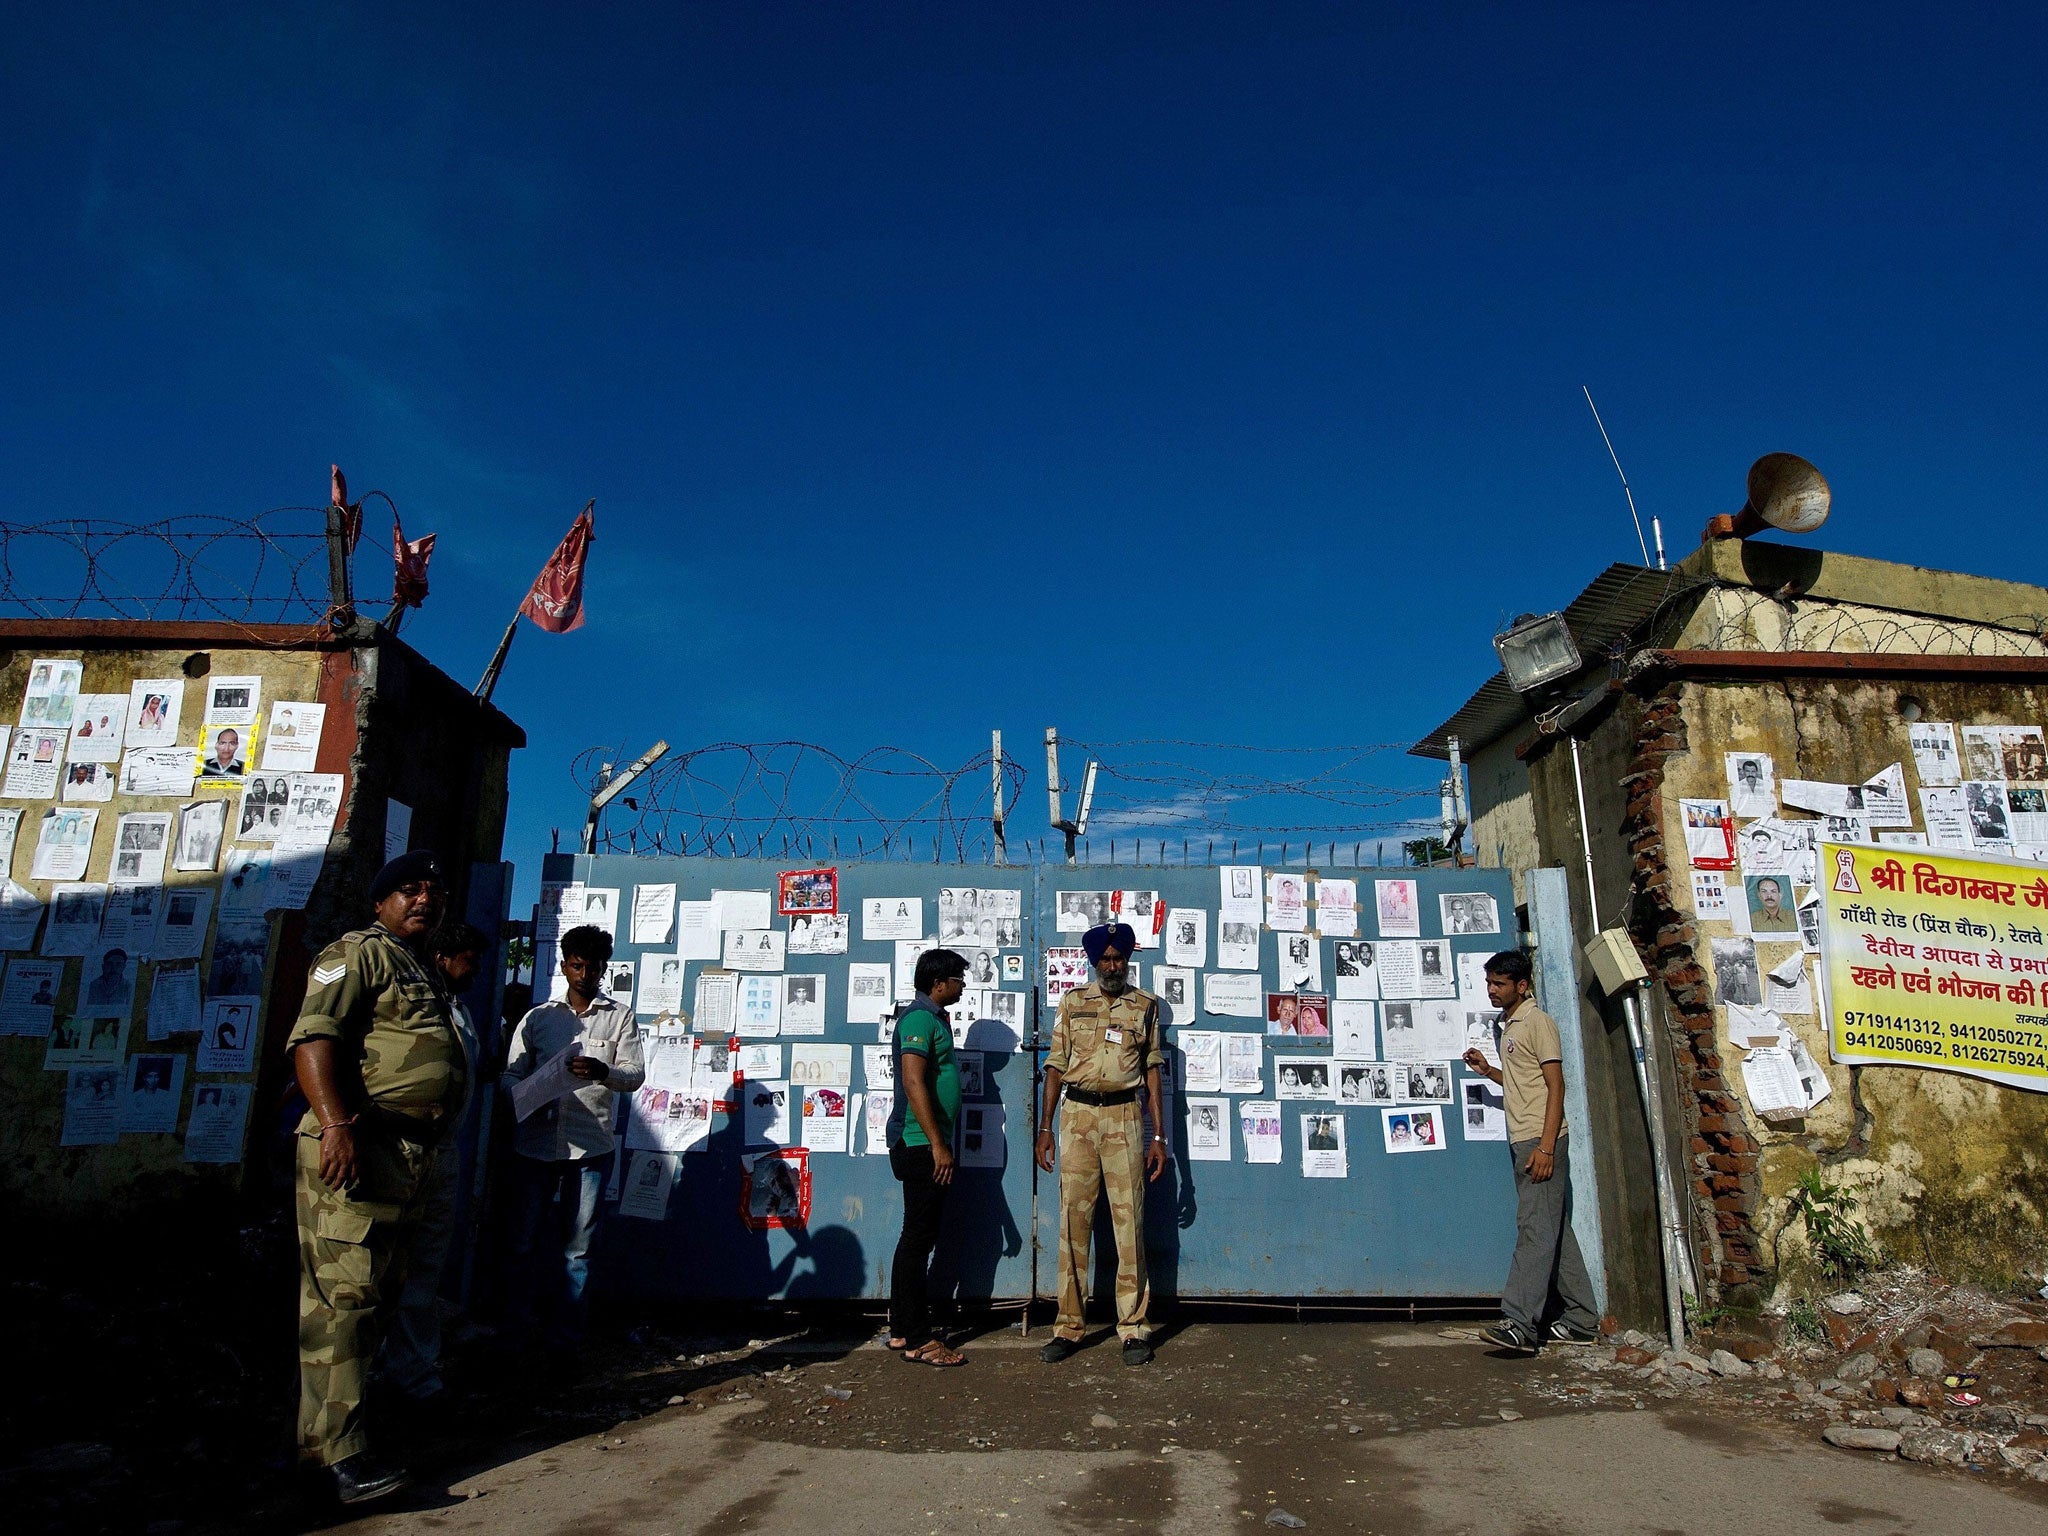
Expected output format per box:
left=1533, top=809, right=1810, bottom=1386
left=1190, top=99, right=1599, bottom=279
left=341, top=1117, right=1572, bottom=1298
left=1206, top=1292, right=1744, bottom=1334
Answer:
left=13, top=1276, right=2048, bottom=1535
left=233, top=1312, right=2048, bottom=1533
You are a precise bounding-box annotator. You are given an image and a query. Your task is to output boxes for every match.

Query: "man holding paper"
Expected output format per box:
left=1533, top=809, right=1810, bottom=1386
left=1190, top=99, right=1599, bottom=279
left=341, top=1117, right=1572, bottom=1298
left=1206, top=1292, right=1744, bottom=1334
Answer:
left=500, top=923, right=644, bottom=1379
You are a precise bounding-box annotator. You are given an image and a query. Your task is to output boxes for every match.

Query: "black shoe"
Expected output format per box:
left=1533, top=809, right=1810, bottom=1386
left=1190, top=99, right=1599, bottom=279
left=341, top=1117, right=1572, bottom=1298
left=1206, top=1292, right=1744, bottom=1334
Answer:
left=1121, top=1338, right=1153, bottom=1367
left=1039, top=1336, right=1081, bottom=1364
left=331, top=1452, right=412, bottom=1506
left=1480, top=1321, right=1540, bottom=1355
left=1547, top=1321, right=1598, bottom=1345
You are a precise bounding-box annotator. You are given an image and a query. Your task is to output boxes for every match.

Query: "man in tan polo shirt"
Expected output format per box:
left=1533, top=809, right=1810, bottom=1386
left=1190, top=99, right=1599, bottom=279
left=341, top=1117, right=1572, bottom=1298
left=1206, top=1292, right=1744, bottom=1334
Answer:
left=1462, top=948, right=1600, bottom=1355
left=1035, top=921, right=1167, bottom=1366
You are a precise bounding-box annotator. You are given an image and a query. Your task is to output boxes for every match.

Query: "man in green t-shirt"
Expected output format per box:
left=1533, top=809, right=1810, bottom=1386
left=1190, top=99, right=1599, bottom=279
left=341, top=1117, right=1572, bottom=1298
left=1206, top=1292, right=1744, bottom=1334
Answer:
left=885, top=948, right=969, bottom=1367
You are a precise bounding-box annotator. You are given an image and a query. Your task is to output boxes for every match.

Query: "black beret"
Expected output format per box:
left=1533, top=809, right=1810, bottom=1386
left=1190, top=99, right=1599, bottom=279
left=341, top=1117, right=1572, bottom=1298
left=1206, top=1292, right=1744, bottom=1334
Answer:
left=370, top=849, right=445, bottom=902
left=1083, top=923, right=1137, bottom=964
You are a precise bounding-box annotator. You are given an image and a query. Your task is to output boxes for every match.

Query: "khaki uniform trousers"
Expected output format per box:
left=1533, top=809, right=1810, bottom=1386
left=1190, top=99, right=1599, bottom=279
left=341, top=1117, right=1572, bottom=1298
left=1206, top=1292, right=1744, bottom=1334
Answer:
left=296, top=1122, right=439, bottom=1466
left=1054, top=1098, right=1151, bottom=1342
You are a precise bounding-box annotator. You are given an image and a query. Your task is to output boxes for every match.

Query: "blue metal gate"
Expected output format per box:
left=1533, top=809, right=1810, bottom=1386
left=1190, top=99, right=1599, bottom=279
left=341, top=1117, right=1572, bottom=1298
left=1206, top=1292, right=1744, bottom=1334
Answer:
left=538, top=852, right=1522, bottom=1304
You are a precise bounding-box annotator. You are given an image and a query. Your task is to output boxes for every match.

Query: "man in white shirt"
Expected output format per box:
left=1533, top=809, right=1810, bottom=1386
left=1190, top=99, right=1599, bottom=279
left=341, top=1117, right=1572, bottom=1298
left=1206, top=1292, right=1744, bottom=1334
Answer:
left=500, top=924, right=644, bottom=1375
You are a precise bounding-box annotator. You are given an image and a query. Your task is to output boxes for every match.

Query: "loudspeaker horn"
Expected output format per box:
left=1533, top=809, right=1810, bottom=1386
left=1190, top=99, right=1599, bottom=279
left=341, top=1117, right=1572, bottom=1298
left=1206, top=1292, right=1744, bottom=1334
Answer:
left=1702, top=453, right=1831, bottom=542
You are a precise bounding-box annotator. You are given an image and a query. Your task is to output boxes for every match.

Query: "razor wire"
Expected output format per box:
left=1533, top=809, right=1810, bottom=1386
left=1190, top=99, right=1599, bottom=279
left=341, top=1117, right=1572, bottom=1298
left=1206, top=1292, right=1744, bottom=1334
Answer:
left=572, top=737, right=1455, bottom=863
left=0, top=507, right=393, bottom=626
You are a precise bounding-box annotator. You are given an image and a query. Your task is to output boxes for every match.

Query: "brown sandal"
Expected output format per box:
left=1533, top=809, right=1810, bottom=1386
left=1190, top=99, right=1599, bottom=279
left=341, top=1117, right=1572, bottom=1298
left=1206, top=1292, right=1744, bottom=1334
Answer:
left=900, top=1340, right=967, bottom=1368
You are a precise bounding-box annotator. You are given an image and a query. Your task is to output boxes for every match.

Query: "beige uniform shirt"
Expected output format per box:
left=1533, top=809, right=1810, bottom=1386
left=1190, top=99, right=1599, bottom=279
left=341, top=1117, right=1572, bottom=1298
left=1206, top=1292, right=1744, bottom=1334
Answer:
left=287, top=924, right=465, bottom=1134
left=1047, top=983, right=1163, bottom=1093
left=1499, top=999, right=1566, bottom=1146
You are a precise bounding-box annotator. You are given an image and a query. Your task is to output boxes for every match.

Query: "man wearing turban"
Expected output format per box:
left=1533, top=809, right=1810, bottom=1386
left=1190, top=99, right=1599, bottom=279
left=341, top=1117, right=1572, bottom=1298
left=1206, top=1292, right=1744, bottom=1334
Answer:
left=1035, top=922, right=1167, bottom=1366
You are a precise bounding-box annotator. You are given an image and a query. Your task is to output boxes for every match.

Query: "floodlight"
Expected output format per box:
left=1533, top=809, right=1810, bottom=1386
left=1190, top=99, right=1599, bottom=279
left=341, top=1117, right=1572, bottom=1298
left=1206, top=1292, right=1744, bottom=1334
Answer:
left=1494, top=612, right=1582, bottom=693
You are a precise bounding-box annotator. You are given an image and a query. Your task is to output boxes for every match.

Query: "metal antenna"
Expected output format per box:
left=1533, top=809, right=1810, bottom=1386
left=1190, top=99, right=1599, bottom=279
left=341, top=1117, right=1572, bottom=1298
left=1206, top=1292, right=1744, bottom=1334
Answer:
left=1582, top=386, right=1663, bottom=570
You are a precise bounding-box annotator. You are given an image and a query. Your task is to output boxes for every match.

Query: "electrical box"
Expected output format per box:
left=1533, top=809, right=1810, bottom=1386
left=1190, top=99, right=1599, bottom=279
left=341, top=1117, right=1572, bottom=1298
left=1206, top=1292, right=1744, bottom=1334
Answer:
left=1583, top=927, right=1648, bottom=995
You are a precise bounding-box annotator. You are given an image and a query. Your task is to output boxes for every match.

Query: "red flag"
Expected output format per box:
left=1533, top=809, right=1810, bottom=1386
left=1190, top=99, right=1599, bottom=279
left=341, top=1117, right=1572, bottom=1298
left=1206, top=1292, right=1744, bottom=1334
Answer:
left=391, top=514, right=436, bottom=610
left=330, top=464, right=363, bottom=553
left=518, top=501, right=595, bottom=634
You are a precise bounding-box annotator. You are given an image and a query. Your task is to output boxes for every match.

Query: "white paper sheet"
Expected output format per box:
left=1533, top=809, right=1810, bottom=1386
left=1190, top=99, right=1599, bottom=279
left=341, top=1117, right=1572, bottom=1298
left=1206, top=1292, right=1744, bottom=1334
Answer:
left=956, top=1102, right=1006, bottom=1168
left=801, top=1086, right=851, bottom=1151
left=1726, top=752, right=1777, bottom=817
left=118, top=746, right=195, bottom=797
left=1240, top=1099, right=1282, bottom=1164
left=1203, top=972, right=1262, bottom=1017
left=260, top=701, right=326, bottom=772
left=1373, top=878, right=1420, bottom=938
left=61, top=1066, right=123, bottom=1146
left=1217, top=919, right=1260, bottom=972
left=197, top=997, right=258, bottom=1073
left=790, top=1042, right=853, bottom=1087
left=1219, top=865, right=1263, bottom=923
left=67, top=694, right=127, bottom=764
left=787, top=913, right=849, bottom=955
left=4, top=727, right=64, bottom=799
left=125, top=679, right=186, bottom=749
left=841, top=962, right=890, bottom=1024
left=173, top=798, right=227, bottom=872
left=1184, top=1097, right=1230, bottom=1160
left=618, top=1152, right=680, bottom=1218
left=1375, top=939, right=1422, bottom=998
left=43, top=882, right=107, bottom=956
left=863, top=1090, right=894, bottom=1154
left=122, top=1052, right=187, bottom=1133
left=736, top=974, right=781, bottom=1037
left=723, top=929, right=786, bottom=972
left=741, top=1080, right=792, bottom=1145
left=1177, top=1030, right=1222, bottom=1091
left=1439, top=892, right=1501, bottom=936
left=184, top=1082, right=253, bottom=1163
left=1300, top=1111, right=1347, bottom=1176
left=1381, top=1104, right=1446, bottom=1153
left=1164, top=908, right=1207, bottom=968
left=861, top=896, right=924, bottom=941
left=20, top=660, right=82, bottom=730
left=1679, top=798, right=1737, bottom=870
left=1691, top=870, right=1730, bottom=919
left=1460, top=1078, right=1507, bottom=1141
left=32, top=807, right=97, bottom=882
left=1315, top=878, right=1358, bottom=938
left=1414, top=939, right=1456, bottom=998
left=1908, top=722, right=1961, bottom=787
left=511, top=1041, right=584, bottom=1120
left=1330, top=999, right=1376, bottom=1057
left=1275, top=1057, right=1331, bottom=1100
left=153, top=887, right=213, bottom=961
left=0, top=957, right=62, bottom=1036
left=1335, top=1060, right=1395, bottom=1105
left=1265, top=872, right=1309, bottom=931
left=1221, top=1032, right=1264, bottom=1093
left=145, top=960, right=202, bottom=1038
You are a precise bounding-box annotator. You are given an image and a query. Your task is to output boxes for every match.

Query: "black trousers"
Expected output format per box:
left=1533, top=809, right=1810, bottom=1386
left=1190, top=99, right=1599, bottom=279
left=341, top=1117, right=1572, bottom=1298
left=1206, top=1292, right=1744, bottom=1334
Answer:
left=888, top=1142, right=949, bottom=1347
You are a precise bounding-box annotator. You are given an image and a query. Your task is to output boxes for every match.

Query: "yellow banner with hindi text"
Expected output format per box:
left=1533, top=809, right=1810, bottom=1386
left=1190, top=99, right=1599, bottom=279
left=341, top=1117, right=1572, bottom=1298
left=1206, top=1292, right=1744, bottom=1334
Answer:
left=1822, top=842, right=2048, bottom=1092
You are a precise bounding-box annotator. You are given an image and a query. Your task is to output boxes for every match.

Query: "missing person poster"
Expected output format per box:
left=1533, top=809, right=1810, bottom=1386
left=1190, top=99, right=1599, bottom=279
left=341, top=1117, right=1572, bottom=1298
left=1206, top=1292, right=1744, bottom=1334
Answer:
left=1821, top=842, right=2048, bottom=1092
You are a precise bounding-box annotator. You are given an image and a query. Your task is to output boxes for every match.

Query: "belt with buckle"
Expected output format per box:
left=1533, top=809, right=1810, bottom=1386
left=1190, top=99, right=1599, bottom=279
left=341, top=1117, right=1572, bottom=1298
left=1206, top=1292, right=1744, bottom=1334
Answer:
left=1063, top=1086, right=1138, bottom=1107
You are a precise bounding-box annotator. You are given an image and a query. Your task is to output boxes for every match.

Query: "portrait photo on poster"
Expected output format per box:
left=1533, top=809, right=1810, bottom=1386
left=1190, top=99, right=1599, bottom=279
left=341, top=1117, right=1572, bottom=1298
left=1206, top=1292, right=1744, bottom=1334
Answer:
left=778, top=867, right=838, bottom=916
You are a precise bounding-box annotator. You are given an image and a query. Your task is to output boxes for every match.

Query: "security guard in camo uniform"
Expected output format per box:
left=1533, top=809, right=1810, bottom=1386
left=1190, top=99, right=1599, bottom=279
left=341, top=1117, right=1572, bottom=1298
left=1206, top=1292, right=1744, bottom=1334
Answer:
left=1035, top=921, right=1168, bottom=1366
left=287, top=849, right=463, bottom=1507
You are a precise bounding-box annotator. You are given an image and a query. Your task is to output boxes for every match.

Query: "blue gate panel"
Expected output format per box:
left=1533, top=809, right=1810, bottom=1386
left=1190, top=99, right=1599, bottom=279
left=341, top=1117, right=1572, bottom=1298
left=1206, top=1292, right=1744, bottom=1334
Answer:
left=539, top=853, right=1519, bottom=1303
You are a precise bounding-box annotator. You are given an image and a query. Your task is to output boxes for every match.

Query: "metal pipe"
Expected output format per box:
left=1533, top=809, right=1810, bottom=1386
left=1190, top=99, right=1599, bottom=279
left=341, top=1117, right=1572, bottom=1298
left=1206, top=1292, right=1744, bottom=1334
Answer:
left=992, top=729, right=1006, bottom=865
left=1567, top=735, right=1601, bottom=932
left=1622, top=981, right=1698, bottom=1342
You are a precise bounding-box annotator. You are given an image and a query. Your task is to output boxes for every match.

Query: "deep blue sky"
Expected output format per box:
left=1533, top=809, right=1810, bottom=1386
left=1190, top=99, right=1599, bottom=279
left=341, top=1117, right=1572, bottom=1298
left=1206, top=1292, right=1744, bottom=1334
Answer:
left=6, top=5, right=2044, bottom=894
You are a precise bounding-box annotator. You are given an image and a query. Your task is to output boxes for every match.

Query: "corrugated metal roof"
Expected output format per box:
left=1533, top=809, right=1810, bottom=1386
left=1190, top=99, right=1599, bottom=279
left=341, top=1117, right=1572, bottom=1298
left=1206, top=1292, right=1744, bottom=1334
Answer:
left=1411, top=563, right=1695, bottom=759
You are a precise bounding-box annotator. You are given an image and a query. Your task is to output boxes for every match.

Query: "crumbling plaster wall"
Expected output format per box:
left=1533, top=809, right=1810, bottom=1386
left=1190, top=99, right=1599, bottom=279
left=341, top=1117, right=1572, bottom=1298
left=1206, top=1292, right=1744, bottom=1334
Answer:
left=1649, top=671, right=2048, bottom=1291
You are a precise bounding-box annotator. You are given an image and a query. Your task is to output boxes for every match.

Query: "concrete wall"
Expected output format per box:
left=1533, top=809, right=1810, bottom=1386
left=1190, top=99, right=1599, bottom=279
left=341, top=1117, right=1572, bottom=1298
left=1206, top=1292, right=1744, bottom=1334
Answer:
left=1647, top=671, right=2048, bottom=1292
left=0, top=623, right=522, bottom=1227
left=1466, top=735, right=1541, bottom=911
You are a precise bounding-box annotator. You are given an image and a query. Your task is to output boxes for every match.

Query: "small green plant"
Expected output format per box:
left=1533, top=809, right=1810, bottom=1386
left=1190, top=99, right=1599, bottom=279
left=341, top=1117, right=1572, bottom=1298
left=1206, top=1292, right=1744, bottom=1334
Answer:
left=1784, top=1295, right=1827, bottom=1344
left=1784, top=1168, right=1878, bottom=1284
